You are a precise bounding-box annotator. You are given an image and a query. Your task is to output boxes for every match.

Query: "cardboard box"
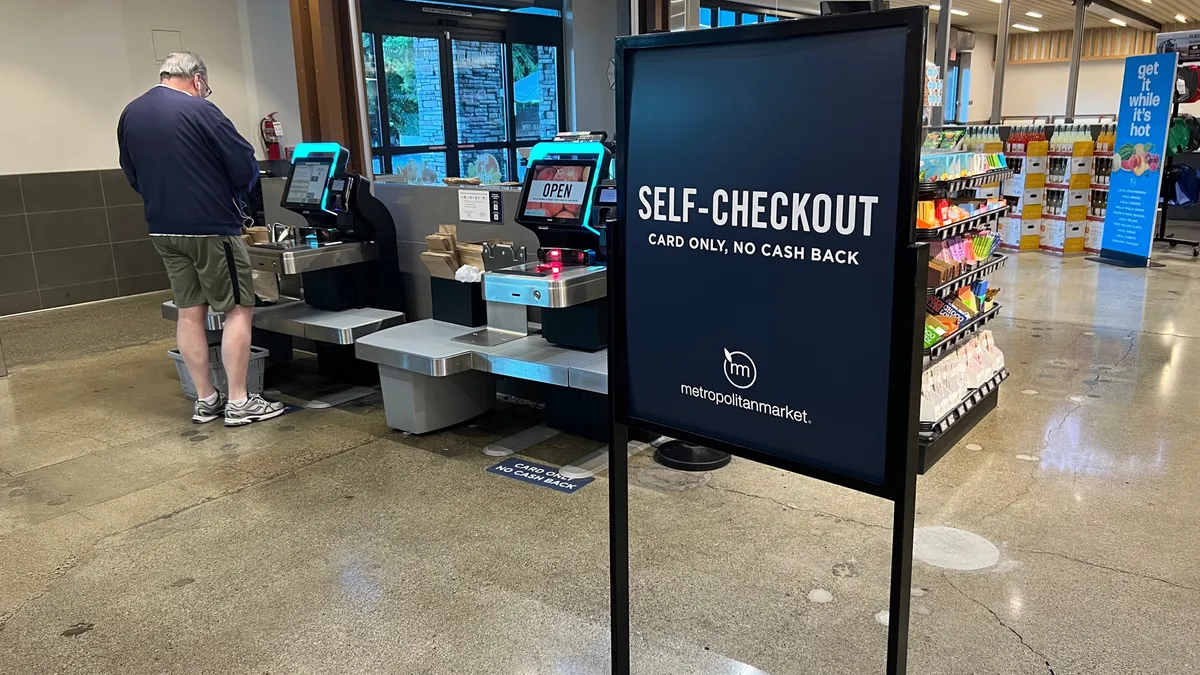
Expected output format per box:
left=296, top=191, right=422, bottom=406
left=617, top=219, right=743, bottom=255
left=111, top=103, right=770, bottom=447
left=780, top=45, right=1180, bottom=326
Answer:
left=426, top=233, right=456, bottom=253
left=421, top=251, right=459, bottom=280
left=456, top=240, right=511, bottom=271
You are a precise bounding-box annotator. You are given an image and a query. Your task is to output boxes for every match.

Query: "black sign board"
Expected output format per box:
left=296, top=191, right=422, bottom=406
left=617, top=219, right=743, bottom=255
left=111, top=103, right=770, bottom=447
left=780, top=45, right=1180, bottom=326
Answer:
left=607, top=8, right=928, bottom=675
left=612, top=10, right=925, bottom=499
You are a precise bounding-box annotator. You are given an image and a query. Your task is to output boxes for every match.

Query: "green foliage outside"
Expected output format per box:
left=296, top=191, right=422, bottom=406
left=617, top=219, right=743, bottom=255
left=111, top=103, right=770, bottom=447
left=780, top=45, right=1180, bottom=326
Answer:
left=382, top=35, right=424, bottom=145
left=513, top=44, right=537, bottom=82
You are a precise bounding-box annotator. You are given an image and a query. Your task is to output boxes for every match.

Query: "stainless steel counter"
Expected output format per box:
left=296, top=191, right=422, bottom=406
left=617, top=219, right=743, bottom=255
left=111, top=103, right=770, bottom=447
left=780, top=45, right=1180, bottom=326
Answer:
left=356, top=319, right=609, bottom=435
left=162, top=300, right=405, bottom=345
left=356, top=319, right=607, bottom=389
left=247, top=241, right=378, bottom=275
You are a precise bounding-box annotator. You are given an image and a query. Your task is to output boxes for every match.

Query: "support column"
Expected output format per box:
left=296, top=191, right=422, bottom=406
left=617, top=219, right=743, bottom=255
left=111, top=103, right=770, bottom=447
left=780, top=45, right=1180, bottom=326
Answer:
left=932, top=1, right=953, bottom=126
left=667, top=0, right=701, bottom=32
left=1064, top=0, right=1089, bottom=122
left=289, top=0, right=368, bottom=173
left=990, top=0, right=1011, bottom=123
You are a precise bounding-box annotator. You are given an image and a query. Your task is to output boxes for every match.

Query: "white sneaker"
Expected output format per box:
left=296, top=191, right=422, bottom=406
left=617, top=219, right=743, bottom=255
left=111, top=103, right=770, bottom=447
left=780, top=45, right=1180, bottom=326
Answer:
left=193, top=393, right=227, bottom=424
left=224, top=394, right=286, bottom=427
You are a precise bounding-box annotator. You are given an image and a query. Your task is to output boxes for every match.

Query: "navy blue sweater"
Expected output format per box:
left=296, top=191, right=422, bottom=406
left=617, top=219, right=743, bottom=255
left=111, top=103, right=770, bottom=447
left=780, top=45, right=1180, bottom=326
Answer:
left=118, top=86, right=258, bottom=236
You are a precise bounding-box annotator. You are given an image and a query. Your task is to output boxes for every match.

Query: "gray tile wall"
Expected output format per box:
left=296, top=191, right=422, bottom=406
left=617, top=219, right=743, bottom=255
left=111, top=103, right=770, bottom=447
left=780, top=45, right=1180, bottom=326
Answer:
left=0, top=170, right=168, bottom=317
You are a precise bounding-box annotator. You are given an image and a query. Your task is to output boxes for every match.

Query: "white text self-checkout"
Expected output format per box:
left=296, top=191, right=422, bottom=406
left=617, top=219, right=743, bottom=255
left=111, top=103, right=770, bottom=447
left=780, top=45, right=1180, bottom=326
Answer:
left=636, top=186, right=880, bottom=236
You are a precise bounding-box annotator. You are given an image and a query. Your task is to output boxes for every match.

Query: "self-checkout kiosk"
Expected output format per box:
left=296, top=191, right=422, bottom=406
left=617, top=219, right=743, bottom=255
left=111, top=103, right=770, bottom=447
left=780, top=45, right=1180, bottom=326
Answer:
left=252, top=143, right=404, bottom=312
left=356, top=133, right=621, bottom=462
left=455, top=135, right=615, bottom=351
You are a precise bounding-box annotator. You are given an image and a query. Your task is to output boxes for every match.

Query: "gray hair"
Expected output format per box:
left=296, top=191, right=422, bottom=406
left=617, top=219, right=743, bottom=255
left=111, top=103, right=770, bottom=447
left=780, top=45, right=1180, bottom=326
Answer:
left=159, top=51, right=207, bottom=81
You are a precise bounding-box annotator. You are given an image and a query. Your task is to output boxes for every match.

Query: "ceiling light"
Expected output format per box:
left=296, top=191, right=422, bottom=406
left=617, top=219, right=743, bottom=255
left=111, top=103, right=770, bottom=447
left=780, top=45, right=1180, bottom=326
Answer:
left=1109, top=17, right=1127, bottom=25
left=951, top=8, right=968, bottom=15
left=1012, top=23, right=1040, bottom=31
left=1176, top=14, right=1187, bottom=21
left=1142, top=0, right=1152, bottom=4
left=988, top=0, right=1001, bottom=3
left=1026, top=11, right=1042, bottom=17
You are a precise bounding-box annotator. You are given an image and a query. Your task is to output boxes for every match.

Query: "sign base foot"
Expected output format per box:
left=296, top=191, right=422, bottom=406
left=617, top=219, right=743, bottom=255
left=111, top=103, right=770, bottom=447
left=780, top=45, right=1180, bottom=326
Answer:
left=654, top=441, right=732, bottom=472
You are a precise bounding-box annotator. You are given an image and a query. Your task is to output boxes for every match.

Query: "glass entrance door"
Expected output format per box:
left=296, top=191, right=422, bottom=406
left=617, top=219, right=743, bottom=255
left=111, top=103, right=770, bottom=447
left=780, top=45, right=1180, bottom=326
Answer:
left=363, top=26, right=560, bottom=184
left=451, top=37, right=510, bottom=184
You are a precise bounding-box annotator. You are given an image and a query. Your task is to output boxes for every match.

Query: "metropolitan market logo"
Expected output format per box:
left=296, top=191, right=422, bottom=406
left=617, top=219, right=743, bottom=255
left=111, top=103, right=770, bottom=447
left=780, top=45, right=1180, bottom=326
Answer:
left=679, top=348, right=809, bottom=424
left=723, top=348, right=757, bottom=389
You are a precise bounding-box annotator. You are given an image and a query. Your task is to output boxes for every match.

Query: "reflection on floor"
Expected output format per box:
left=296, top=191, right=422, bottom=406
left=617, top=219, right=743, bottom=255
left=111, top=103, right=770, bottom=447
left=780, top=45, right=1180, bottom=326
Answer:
left=2, top=251, right=1200, bottom=674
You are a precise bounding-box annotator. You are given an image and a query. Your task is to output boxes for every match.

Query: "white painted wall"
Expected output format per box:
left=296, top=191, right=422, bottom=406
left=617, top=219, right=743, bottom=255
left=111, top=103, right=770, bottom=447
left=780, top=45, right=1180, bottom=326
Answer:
left=999, top=59, right=1127, bottom=118
left=967, top=33, right=995, bottom=122
left=0, top=0, right=299, bottom=175
left=239, top=0, right=303, bottom=158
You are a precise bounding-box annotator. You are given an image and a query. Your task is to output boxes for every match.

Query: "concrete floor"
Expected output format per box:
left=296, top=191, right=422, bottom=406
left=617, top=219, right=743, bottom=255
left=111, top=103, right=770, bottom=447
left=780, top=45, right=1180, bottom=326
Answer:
left=1, top=251, right=1199, bottom=675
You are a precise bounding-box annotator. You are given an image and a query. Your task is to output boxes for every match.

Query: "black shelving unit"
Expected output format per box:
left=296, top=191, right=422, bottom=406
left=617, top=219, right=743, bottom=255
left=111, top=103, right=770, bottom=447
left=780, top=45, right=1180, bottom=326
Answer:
left=919, top=369, right=1008, bottom=438
left=917, top=372, right=1005, bottom=474
left=915, top=157, right=1010, bottom=473
left=917, top=167, right=1014, bottom=195
left=923, top=304, right=1002, bottom=368
left=929, top=254, right=1008, bottom=297
left=916, top=205, right=1011, bottom=241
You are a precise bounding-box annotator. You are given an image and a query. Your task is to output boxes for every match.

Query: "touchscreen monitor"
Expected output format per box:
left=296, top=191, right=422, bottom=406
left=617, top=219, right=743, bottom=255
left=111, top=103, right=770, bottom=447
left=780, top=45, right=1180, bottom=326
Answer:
left=283, top=158, right=333, bottom=208
left=519, top=160, right=596, bottom=227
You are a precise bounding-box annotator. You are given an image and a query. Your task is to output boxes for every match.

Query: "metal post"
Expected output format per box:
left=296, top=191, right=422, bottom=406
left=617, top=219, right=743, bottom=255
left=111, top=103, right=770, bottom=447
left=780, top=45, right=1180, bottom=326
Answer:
left=1064, top=0, right=1089, bottom=122
left=932, top=0, right=952, bottom=126
left=609, top=421, right=631, bottom=675
left=990, top=0, right=1011, bottom=123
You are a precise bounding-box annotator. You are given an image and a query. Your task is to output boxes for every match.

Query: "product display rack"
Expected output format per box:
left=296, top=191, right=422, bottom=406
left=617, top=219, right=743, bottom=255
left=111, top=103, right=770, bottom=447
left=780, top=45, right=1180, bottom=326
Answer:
left=928, top=254, right=1008, bottom=297
left=923, top=304, right=1002, bottom=368
left=916, top=160, right=1009, bottom=474
left=1153, top=94, right=1200, bottom=256
left=918, top=167, right=1014, bottom=195
left=916, top=205, right=1011, bottom=240
left=918, top=369, right=1008, bottom=471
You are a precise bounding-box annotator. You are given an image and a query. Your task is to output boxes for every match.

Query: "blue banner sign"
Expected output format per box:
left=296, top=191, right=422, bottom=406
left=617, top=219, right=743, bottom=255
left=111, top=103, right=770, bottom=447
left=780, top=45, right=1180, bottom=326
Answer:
left=1100, top=53, right=1178, bottom=264
left=486, top=457, right=594, bottom=493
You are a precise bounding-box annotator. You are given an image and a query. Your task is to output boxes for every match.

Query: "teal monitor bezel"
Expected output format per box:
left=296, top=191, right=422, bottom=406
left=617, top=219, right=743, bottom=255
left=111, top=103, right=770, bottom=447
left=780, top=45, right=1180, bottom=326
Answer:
left=523, top=140, right=609, bottom=235
left=285, top=143, right=346, bottom=215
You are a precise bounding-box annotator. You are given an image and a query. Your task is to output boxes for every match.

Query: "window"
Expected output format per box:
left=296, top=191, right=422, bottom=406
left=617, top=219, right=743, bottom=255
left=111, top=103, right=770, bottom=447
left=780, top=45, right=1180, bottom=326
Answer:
left=362, top=9, right=562, bottom=183
left=453, top=40, right=508, bottom=144
left=383, top=35, right=445, bottom=147
left=363, top=34, right=382, bottom=147
left=513, top=44, right=559, bottom=141
left=460, top=149, right=508, bottom=183
left=391, top=152, right=447, bottom=184
left=700, top=3, right=793, bottom=28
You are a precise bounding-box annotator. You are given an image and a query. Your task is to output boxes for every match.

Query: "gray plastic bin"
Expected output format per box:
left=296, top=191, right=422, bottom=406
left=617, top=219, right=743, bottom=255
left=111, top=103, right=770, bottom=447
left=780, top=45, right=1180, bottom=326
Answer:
left=168, top=346, right=269, bottom=399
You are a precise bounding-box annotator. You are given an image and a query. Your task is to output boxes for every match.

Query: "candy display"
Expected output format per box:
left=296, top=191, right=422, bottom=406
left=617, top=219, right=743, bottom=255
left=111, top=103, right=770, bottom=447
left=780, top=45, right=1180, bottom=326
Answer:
left=920, top=331, right=1006, bottom=423
left=916, top=197, right=1008, bottom=230
left=923, top=282, right=999, bottom=349
left=926, top=230, right=1001, bottom=285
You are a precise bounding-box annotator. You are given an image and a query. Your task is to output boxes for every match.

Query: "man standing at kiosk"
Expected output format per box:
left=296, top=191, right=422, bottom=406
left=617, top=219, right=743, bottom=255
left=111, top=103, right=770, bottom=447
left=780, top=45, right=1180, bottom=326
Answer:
left=117, top=51, right=284, bottom=426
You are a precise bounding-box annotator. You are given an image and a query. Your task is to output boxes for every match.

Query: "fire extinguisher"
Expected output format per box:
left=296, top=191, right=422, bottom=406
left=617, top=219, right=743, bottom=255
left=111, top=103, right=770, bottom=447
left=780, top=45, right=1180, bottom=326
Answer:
left=260, top=113, right=285, bottom=161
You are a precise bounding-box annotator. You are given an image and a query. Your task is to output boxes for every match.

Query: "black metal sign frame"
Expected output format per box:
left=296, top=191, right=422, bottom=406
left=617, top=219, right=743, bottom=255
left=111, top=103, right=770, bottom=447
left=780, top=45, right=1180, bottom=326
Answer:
left=607, top=7, right=929, bottom=675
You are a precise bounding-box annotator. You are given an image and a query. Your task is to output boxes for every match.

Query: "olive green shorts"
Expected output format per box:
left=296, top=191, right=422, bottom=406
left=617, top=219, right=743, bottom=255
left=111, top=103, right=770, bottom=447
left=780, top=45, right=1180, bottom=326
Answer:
left=152, top=235, right=254, bottom=313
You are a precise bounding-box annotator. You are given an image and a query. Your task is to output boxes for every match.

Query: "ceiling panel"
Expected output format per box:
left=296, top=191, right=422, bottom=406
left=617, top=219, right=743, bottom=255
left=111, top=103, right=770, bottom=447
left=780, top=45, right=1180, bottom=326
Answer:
left=889, top=0, right=1200, bottom=33
left=762, top=0, right=1200, bottom=33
